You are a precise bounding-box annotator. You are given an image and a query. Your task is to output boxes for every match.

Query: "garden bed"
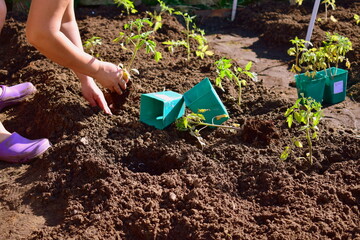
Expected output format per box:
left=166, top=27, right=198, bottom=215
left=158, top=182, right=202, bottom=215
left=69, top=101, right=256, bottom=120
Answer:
left=0, top=1, right=359, bottom=239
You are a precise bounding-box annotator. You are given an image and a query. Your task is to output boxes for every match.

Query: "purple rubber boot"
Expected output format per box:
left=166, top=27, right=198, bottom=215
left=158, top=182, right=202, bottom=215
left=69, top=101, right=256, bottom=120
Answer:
left=0, top=132, right=51, bottom=163
left=0, top=82, right=37, bottom=111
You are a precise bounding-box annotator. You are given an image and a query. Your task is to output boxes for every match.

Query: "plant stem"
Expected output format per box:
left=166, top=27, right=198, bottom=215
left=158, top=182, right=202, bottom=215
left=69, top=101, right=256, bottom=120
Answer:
left=186, top=19, right=190, bottom=61
left=325, top=4, right=328, bottom=21
left=127, top=28, right=141, bottom=70
left=295, top=43, right=299, bottom=68
left=127, top=44, right=139, bottom=70
left=306, top=128, right=313, bottom=165
left=189, top=120, right=240, bottom=130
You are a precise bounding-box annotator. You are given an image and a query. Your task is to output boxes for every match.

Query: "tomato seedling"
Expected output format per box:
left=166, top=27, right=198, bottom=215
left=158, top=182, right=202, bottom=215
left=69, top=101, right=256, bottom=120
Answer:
left=287, top=37, right=311, bottom=74
left=280, top=95, right=323, bottom=164
left=295, top=0, right=336, bottom=22
left=214, top=57, right=257, bottom=106
left=176, top=110, right=240, bottom=147
left=83, top=36, right=102, bottom=59
left=322, top=32, right=352, bottom=73
left=288, top=33, right=352, bottom=78
left=113, top=18, right=162, bottom=77
left=147, top=0, right=174, bottom=32
left=172, top=11, right=214, bottom=61
left=322, top=0, right=336, bottom=21
left=114, top=0, right=137, bottom=15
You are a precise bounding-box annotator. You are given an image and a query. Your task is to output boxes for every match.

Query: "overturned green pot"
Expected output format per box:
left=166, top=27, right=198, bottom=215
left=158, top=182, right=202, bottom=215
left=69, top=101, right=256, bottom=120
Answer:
left=183, top=78, right=229, bottom=125
left=140, top=91, right=185, bottom=130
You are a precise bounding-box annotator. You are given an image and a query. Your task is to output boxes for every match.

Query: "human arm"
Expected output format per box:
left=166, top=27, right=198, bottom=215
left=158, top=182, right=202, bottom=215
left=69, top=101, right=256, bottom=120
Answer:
left=26, top=0, right=127, bottom=97
left=59, top=1, right=112, bottom=114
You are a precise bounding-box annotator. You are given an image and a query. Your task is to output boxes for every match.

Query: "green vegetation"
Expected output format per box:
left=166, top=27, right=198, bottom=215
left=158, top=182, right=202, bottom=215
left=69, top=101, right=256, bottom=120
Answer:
left=83, top=36, right=102, bottom=59
left=113, top=18, right=162, bottom=75
left=287, top=37, right=311, bottom=74
left=355, top=14, right=360, bottom=25
left=214, top=57, right=257, bottom=106
left=176, top=110, right=240, bottom=147
left=295, top=0, right=336, bottom=21
left=322, top=32, right=352, bottom=72
left=322, top=0, right=336, bottom=21
left=147, top=0, right=175, bottom=32
left=280, top=96, right=323, bottom=164
left=173, top=11, right=214, bottom=60
left=288, top=33, right=352, bottom=78
left=162, top=40, right=188, bottom=54
left=113, top=0, right=137, bottom=14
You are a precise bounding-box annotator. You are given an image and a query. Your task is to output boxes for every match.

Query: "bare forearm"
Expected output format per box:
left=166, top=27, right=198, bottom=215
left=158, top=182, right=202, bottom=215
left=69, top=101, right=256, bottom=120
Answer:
left=27, top=28, right=100, bottom=78
left=26, top=0, right=125, bottom=96
left=26, top=0, right=100, bottom=79
left=60, top=19, right=94, bottom=83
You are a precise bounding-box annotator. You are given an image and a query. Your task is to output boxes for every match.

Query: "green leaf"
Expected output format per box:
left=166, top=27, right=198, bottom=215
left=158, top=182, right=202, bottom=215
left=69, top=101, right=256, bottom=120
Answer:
left=312, top=131, right=318, bottom=139
left=154, top=22, right=162, bottom=32
left=294, top=111, right=302, bottom=123
left=205, top=50, right=214, bottom=56
left=299, top=125, right=309, bottom=131
left=280, top=146, right=290, bottom=161
left=287, top=115, right=293, bottom=128
left=294, top=140, right=303, bottom=148
left=245, top=61, right=253, bottom=71
left=284, top=108, right=293, bottom=117
left=154, top=51, right=162, bottom=62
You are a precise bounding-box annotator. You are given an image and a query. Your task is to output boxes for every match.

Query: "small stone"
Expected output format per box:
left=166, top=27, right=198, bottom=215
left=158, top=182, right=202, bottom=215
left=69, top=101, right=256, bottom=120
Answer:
left=169, top=192, right=177, bottom=202
left=80, top=137, right=89, bottom=145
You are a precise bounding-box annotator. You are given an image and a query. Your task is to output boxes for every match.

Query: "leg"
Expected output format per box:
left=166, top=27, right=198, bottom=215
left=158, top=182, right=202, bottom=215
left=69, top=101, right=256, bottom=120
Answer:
left=0, top=122, right=11, bottom=143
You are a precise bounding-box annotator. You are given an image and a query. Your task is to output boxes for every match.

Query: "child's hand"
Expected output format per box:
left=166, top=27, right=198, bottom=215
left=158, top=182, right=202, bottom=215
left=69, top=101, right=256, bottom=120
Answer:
left=81, top=78, right=112, bottom=115
left=95, top=61, right=127, bottom=95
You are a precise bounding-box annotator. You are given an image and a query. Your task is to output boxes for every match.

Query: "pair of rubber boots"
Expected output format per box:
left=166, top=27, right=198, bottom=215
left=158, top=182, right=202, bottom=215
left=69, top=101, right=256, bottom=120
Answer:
left=0, top=83, right=51, bottom=163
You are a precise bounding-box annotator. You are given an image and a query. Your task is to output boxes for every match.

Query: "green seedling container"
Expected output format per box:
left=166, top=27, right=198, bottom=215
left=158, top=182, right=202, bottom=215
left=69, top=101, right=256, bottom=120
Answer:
left=140, top=91, right=185, bottom=130
left=321, top=67, right=348, bottom=105
left=183, top=78, right=229, bottom=125
left=295, top=72, right=326, bottom=103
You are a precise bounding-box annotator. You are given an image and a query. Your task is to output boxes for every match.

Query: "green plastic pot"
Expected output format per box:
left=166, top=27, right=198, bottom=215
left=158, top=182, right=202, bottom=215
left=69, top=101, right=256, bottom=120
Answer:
left=295, top=72, right=326, bottom=103
left=140, top=91, right=185, bottom=130
left=183, top=78, right=229, bottom=125
left=320, top=67, right=348, bottom=105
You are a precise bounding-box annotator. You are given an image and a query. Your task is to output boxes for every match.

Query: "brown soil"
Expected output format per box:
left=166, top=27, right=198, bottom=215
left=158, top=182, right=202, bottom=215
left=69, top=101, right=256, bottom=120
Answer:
left=0, top=1, right=360, bottom=239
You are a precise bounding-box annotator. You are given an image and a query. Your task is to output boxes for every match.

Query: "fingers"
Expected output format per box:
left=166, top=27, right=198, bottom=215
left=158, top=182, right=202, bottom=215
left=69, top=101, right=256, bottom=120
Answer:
left=86, top=96, right=97, bottom=107
left=95, top=93, right=112, bottom=115
left=113, top=83, right=123, bottom=95
left=119, top=78, right=127, bottom=90
left=117, top=68, right=127, bottom=89
left=113, top=68, right=127, bottom=94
